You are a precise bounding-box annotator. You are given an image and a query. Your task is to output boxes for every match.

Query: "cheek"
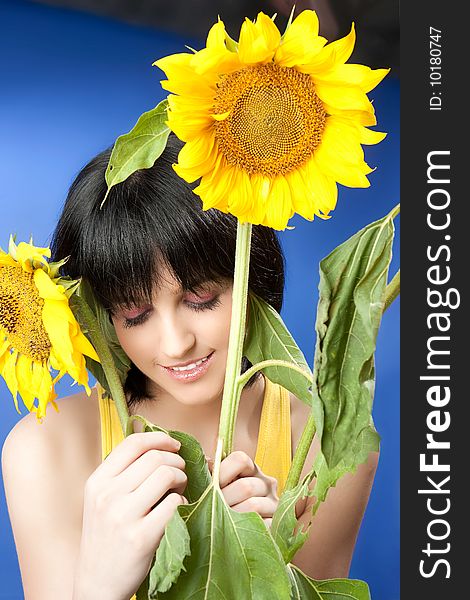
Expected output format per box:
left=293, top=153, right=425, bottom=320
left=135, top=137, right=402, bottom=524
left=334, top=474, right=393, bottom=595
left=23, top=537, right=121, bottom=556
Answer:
left=197, top=303, right=232, bottom=349
left=112, top=322, right=150, bottom=364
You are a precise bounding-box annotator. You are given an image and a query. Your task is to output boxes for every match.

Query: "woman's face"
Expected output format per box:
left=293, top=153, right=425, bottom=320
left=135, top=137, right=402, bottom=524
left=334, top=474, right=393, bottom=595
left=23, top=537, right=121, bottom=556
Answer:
left=111, top=267, right=233, bottom=408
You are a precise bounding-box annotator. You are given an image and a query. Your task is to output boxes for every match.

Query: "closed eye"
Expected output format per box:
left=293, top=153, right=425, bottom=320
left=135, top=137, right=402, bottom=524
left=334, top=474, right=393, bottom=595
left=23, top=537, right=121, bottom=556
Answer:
left=122, top=296, right=221, bottom=328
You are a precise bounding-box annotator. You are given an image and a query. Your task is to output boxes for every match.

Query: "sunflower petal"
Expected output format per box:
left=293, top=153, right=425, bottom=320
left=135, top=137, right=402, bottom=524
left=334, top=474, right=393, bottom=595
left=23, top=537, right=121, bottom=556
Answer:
left=315, top=81, right=373, bottom=112
left=315, top=64, right=390, bottom=93
left=264, top=176, right=293, bottom=230
left=238, top=13, right=280, bottom=64
left=326, top=23, right=356, bottom=64
left=360, top=127, right=387, bottom=145
left=174, top=132, right=218, bottom=182
left=227, top=169, right=254, bottom=216
left=2, top=350, right=20, bottom=413
left=275, top=10, right=327, bottom=67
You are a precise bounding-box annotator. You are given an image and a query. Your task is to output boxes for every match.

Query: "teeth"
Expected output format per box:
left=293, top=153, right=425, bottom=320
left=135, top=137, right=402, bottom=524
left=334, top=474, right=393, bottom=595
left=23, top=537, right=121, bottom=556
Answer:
left=169, top=355, right=209, bottom=372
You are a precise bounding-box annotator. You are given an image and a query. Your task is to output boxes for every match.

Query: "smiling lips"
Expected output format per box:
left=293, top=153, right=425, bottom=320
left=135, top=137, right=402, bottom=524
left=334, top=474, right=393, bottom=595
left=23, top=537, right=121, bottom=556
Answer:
left=161, top=351, right=215, bottom=382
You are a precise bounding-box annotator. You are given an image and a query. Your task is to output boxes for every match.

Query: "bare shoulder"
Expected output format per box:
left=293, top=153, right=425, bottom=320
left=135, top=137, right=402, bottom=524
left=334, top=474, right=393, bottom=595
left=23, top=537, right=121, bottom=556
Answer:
left=2, top=386, right=101, bottom=480
left=2, top=387, right=102, bottom=598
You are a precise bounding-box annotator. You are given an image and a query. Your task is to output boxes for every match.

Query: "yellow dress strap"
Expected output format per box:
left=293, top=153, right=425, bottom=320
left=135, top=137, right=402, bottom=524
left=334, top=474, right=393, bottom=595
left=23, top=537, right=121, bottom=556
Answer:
left=254, top=377, right=292, bottom=495
left=97, top=384, right=125, bottom=461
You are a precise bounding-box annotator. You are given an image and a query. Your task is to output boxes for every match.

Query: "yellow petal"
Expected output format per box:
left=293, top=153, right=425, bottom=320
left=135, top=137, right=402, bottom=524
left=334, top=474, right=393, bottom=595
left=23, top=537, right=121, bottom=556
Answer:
left=326, top=23, right=356, bottom=65
left=16, top=353, right=35, bottom=411
left=315, top=81, right=373, bottom=112
left=0, top=337, right=9, bottom=360
left=263, top=176, right=294, bottom=230
left=238, top=13, right=280, bottom=64
left=285, top=168, right=315, bottom=221
left=195, top=159, right=235, bottom=212
left=34, top=268, right=66, bottom=301
left=315, top=64, right=390, bottom=93
left=174, top=132, right=218, bottom=182
left=2, top=350, right=20, bottom=413
left=191, top=45, right=241, bottom=76
left=166, top=110, right=214, bottom=142
left=153, top=52, right=193, bottom=77
left=275, top=10, right=327, bottom=67
left=0, top=254, right=17, bottom=267
left=41, top=299, right=75, bottom=367
left=296, top=44, right=338, bottom=74
left=302, top=160, right=338, bottom=215
left=15, top=242, right=51, bottom=273
left=323, top=104, right=378, bottom=126
left=319, top=116, right=365, bottom=164
left=73, top=329, right=100, bottom=363
left=315, top=151, right=371, bottom=187
left=359, top=127, right=387, bottom=145
left=226, top=169, right=254, bottom=216
left=189, top=22, right=241, bottom=75
left=161, top=78, right=215, bottom=99
left=206, top=19, right=228, bottom=49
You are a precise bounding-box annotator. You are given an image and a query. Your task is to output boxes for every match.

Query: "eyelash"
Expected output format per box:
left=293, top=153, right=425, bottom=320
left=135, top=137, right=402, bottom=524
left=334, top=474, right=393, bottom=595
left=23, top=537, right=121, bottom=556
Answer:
left=122, top=296, right=221, bottom=329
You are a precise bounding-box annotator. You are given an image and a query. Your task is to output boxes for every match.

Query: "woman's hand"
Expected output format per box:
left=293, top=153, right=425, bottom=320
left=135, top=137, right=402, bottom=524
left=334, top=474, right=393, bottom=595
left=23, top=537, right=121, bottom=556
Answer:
left=211, top=450, right=279, bottom=527
left=73, top=431, right=187, bottom=600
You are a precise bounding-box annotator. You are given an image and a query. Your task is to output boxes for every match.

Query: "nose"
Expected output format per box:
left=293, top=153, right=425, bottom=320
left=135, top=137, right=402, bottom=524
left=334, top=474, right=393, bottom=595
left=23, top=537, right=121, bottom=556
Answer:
left=158, top=313, right=196, bottom=361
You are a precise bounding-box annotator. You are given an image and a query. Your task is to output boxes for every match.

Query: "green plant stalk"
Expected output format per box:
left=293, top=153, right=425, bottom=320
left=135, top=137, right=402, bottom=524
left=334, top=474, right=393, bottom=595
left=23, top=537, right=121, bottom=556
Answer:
left=237, top=359, right=313, bottom=390
left=383, top=269, right=400, bottom=312
left=283, top=270, right=401, bottom=492
left=217, top=222, right=252, bottom=457
left=71, top=293, right=130, bottom=435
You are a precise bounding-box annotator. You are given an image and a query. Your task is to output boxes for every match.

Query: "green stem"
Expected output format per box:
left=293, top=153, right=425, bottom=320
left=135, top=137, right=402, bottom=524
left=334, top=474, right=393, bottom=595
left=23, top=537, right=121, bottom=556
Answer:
left=237, top=359, right=313, bottom=391
left=70, top=294, right=130, bottom=436
left=283, top=259, right=400, bottom=492
left=383, top=269, right=400, bottom=313
left=283, top=412, right=317, bottom=492
left=217, top=222, right=252, bottom=457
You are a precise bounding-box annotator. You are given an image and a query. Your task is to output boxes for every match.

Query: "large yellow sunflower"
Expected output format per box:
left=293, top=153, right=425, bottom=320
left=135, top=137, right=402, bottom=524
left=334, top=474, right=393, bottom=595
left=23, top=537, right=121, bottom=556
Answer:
left=0, top=237, right=99, bottom=420
left=154, top=10, right=389, bottom=230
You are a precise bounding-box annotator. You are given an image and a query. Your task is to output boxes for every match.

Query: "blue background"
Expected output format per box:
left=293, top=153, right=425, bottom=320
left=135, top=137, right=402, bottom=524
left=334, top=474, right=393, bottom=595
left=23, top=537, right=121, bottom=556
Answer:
left=0, top=1, right=400, bottom=598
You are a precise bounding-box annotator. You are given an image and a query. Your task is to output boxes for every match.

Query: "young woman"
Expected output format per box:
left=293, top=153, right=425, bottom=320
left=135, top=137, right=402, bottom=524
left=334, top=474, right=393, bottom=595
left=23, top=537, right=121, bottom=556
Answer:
left=2, top=135, right=378, bottom=599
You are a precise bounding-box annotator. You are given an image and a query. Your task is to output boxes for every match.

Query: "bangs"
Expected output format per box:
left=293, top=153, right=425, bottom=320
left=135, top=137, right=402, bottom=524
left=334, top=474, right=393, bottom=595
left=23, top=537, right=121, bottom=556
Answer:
left=53, top=138, right=237, bottom=312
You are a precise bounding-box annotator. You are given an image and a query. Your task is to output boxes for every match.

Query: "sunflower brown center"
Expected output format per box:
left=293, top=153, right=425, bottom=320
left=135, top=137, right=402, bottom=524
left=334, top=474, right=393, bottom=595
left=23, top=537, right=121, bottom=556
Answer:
left=213, top=63, right=327, bottom=176
left=0, top=265, right=51, bottom=362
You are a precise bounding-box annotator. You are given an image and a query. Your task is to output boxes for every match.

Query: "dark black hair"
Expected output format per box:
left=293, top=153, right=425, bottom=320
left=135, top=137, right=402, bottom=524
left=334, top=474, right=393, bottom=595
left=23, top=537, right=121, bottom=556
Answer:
left=51, top=134, right=285, bottom=405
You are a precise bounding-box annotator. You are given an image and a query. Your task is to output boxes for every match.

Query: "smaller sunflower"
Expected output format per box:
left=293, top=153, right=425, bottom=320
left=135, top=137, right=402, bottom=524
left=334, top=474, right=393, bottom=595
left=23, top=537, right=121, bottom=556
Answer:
left=0, top=237, right=99, bottom=420
left=155, top=10, right=389, bottom=230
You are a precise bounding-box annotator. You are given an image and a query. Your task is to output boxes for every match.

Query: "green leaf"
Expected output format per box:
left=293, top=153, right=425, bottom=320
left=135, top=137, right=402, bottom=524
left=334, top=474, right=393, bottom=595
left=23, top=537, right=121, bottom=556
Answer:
left=310, top=424, right=380, bottom=515
left=244, top=294, right=313, bottom=406
left=102, top=98, right=170, bottom=206
left=271, top=472, right=315, bottom=563
left=77, top=280, right=130, bottom=393
left=288, top=564, right=371, bottom=600
left=149, top=510, right=191, bottom=594
left=139, top=419, right=211, bottom=503
left=132, top=420, right=210, bottom=594
left=152, top=483, right=291, bottom=599
left=313, top=208, right=395, bottom=469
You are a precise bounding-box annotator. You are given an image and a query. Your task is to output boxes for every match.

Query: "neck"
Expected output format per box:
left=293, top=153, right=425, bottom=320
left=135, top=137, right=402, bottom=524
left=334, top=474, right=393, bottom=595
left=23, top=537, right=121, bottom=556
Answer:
left=129, top=375, right=265, bottom=457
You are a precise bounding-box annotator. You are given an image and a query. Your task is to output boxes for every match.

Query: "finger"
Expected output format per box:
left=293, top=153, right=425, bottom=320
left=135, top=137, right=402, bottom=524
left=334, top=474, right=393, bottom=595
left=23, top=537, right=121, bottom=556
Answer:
left=206, top=456, right=214, bottom=473
left=263, top=518, right=273, bottom=528
left=131, top=465, right=188, bottom=516
left=221, top=477, right=269, bottom=507
left=218, top=451, right=257, bottom=488
left=230, top=496, right=277, bottom=518
left=98, top=432, right=181, bottom=478
left=114, top=450, right=186, bottom=493
left=144, top=492, right=187, bottom=542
